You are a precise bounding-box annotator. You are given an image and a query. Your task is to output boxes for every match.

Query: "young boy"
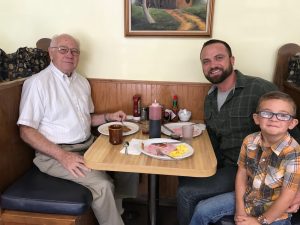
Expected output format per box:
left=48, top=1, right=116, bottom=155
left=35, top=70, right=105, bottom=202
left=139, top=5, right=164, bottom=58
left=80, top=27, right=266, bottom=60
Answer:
left=189, top=91, right=300, bottom=225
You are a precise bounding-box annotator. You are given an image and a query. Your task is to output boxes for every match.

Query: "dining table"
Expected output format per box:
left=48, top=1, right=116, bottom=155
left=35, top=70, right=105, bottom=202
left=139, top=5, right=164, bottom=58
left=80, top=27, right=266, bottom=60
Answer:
left=84, top=123, right=217, bottom=225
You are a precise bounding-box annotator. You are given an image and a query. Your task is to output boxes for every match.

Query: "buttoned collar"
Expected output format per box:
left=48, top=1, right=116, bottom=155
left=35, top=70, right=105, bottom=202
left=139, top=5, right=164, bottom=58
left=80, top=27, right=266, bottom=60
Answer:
left=250, top=132, right=292, bottom=156
left=49, top=62, right=77, bottom=83
left=207, top=70, right=246, bottom=95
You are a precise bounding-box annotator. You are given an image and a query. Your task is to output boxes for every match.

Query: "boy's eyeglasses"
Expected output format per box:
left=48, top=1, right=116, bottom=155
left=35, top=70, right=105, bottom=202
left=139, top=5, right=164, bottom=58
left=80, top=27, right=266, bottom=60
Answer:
left=257, top=111, right=294, bottom=121
left=50, top=46, right=80, bottom=56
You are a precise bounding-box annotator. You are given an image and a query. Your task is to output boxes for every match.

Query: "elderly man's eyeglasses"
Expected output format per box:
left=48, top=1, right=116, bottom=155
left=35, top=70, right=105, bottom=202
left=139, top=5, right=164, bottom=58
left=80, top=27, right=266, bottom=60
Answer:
left=50, top=46, right=80, bottom=56
left=257, top=111, right=294, bottom=121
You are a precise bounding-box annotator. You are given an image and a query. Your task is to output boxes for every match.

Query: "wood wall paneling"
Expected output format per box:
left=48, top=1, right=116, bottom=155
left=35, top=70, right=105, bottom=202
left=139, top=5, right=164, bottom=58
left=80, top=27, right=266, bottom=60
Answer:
left=89, top=79, right=210, bottom=121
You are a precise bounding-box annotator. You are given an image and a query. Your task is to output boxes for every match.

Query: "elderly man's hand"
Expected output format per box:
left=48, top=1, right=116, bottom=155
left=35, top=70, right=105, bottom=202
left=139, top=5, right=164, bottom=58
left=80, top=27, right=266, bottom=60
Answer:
left=109, top=110, right=127, bottom=121
left=59, top=150, right=91, bottom=178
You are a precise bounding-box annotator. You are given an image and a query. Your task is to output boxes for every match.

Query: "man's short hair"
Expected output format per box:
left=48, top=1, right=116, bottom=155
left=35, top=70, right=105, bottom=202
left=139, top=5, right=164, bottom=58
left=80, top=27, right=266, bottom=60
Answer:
left=201, top=39, right=232, bottom=57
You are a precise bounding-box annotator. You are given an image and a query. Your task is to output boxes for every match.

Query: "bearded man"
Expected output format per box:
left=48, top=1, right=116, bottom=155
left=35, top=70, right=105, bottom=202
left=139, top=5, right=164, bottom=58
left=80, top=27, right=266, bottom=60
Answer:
left=176, top=39, right=279, bottom=225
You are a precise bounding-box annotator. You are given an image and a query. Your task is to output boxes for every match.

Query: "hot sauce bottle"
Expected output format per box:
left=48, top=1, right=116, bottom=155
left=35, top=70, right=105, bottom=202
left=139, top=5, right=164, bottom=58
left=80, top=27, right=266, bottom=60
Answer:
left=171, top=95, right=179, bottom=122
left=149, top=100, right=161, bottom=138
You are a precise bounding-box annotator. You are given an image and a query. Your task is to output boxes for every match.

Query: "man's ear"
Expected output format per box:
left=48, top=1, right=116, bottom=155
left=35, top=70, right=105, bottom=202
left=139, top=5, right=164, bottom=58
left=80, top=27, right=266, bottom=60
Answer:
left=253, top=113, right=260, bottom=125
left=289, top=118, right=299, bottom=130
left=48, top=48, right=54, bottom=61
left=230, top=56, right=235, bottom=66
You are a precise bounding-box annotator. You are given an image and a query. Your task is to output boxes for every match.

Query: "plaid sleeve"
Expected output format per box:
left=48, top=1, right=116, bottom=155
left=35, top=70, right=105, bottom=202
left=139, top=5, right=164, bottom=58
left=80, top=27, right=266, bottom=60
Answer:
left=237, top=136, right=249, bottom=167
left=284, top=147, right=300, bottom=190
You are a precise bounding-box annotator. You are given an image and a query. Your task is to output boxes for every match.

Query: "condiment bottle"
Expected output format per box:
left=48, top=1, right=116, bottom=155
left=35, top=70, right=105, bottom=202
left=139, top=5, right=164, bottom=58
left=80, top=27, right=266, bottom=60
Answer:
left=133, top=95, right=141, bottom=121
left=149, top=100, right=161, bottom=138
left=171, top=95, right=179, bottom=122
left=141, top=107, right=149, bottom=135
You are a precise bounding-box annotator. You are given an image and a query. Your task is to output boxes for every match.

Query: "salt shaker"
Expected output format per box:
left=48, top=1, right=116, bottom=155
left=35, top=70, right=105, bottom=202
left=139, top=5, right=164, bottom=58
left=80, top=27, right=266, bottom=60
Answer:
left=149, top=100, right=161, bottom=138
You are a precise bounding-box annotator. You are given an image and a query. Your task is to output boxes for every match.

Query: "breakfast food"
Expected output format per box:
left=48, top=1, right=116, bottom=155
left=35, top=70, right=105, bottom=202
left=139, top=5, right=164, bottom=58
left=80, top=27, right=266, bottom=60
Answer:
left=122, top=125, right=131, bottom=133
left=169, top=144, right=188, bottom=157
left=142, top=142, right=188, bottom=158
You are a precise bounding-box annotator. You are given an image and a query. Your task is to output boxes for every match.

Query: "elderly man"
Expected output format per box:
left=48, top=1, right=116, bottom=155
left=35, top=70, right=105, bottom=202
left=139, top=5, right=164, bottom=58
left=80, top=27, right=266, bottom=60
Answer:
left=17, top=33, right=128, bottom=225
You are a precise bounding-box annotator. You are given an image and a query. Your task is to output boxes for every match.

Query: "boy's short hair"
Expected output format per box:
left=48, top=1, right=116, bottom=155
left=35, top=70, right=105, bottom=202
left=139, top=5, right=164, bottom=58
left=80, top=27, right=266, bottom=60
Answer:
left=256, top=91, right=297, bottom=116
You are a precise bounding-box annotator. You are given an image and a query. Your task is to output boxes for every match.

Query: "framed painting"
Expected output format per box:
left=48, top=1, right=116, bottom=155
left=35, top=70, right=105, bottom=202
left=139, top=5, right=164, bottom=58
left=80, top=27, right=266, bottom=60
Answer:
left=124, top=0, right=214, bottom=37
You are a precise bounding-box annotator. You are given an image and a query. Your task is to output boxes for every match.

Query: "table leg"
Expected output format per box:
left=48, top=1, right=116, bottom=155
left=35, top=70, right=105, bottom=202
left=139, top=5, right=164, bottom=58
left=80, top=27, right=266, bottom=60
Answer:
left=148, top=174, right=159, bottom=225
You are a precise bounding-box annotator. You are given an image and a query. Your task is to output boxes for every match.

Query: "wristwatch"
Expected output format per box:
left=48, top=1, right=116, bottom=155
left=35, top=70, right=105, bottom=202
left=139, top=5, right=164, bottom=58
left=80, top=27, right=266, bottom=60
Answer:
left=257, top=214, right=269, bottom=225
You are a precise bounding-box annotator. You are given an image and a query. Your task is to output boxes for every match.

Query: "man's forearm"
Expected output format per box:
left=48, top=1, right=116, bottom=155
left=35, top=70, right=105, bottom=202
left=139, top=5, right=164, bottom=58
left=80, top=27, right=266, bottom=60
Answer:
left=263, top=187, right=297, bottom=223
left=19, top=125, right=65, bottom=161
left=91, top=114, right=107, bottom=127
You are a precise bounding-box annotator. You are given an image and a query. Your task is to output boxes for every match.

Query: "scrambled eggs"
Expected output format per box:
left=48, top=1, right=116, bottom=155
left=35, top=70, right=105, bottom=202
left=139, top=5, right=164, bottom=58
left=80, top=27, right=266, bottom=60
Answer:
left=169, top=144, right=188, bottom=157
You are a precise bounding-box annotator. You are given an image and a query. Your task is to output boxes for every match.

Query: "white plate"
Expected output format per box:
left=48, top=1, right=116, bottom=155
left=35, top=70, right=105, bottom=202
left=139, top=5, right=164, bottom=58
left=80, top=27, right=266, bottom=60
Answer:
left=141, top=138, right=194, bottom=160
left=97, top=121, right=139, bottom=136
left=161, top=122, right=205, bottom=137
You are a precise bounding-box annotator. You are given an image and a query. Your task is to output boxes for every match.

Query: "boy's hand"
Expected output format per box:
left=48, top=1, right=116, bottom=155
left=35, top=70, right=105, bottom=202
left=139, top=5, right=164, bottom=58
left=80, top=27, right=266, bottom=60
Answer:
left=235, top=215, right=260, bottom=225
left=286, top=203, right=300, bottom=213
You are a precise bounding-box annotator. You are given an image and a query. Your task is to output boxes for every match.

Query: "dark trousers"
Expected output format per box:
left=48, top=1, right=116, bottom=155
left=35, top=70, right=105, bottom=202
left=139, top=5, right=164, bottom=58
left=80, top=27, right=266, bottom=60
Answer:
left=176, top=166, right=237, bottom=225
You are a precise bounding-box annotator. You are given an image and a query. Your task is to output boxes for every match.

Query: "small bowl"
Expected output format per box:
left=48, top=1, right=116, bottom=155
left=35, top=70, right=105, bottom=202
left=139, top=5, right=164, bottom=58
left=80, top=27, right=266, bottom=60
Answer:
left=178, top=109, right=191, bottom=122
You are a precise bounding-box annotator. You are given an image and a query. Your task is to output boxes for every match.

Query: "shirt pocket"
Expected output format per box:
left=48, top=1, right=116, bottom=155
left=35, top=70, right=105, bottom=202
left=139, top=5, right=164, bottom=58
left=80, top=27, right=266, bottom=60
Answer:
left=229, top=98, right=253, bottom=119
left=229, top=110, right=253, bottom=131
left=229, top=109, right=252, bottom=121
left=264, top=166, right=284, bottom=188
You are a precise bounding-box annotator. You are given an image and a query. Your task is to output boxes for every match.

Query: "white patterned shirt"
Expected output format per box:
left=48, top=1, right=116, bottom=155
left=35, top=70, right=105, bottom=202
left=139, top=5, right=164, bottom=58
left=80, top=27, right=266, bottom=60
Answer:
left=17, top=63, right=94, bottom=144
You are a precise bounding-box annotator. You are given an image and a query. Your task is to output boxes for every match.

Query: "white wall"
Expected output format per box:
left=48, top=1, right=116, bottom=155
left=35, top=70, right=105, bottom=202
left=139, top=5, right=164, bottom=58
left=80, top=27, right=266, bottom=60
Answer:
left=1, top=0, right=300, bottom=82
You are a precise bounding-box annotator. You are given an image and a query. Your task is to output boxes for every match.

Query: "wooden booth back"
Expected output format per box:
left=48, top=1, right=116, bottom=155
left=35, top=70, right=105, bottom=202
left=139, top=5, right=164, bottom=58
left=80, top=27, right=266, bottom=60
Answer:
left=89, top=78, right=210, bottom=120
left=0, top=79, right=34, bottom=194
left=273, top=43, right=300, bottom=124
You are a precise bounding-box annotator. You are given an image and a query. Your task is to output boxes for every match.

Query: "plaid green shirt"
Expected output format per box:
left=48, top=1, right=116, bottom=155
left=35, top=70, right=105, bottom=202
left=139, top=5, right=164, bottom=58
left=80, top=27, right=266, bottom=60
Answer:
left=238, top=132, right=300, bottom=220
left=204, top=70, right=277, bottom=166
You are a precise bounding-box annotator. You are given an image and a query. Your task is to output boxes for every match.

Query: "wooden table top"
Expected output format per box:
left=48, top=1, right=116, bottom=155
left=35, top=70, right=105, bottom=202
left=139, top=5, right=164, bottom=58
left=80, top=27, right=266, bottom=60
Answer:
left=84, top=128, right=217, bottom=177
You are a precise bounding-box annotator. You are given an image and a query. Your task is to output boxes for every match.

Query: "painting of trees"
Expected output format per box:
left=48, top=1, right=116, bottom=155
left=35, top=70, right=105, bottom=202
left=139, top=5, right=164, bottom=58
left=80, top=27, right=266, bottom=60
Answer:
left=125, top=0, right=214, bottom=36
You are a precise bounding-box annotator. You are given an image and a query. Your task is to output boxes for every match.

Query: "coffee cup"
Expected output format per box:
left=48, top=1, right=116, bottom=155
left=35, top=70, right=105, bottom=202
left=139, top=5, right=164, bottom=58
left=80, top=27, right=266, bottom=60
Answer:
left=109, top=124, right=123, bottom=145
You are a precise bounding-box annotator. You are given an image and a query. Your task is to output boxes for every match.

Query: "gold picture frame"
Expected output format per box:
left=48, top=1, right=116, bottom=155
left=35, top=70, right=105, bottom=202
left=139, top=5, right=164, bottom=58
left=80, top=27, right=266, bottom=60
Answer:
left=125, top=0, right=214, bottom=37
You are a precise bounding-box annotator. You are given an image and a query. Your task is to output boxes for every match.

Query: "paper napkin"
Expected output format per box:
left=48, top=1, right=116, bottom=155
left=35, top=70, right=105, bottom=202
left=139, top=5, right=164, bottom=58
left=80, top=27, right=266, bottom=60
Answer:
left=120, top=138, right=143, bottom=155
